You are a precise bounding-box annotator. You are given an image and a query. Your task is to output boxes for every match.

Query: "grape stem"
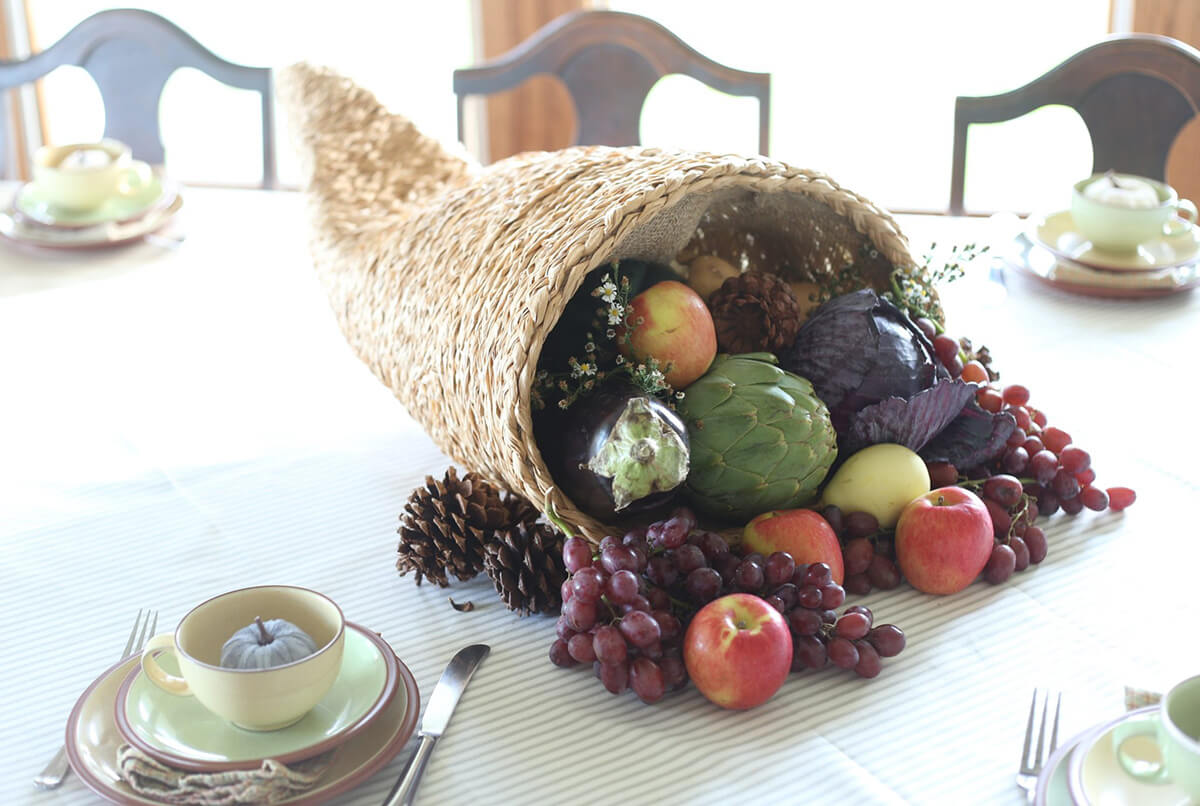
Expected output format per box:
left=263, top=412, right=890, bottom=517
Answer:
left=667, top=593, right=691, bottom=612
left=956, top=476, right=1036, bottom=489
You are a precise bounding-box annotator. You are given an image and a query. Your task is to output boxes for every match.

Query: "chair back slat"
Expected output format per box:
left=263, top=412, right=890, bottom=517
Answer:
left=454, top=10, right=770, bottom=159
left=949, top=34, right=1200, bottom=214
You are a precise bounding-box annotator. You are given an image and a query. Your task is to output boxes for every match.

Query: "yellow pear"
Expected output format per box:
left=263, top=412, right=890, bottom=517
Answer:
left=820, top=444, right=931, bottom=528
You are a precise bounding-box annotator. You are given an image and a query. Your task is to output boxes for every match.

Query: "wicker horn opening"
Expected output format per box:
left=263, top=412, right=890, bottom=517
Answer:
left=280, top=63, right=917, bottom=542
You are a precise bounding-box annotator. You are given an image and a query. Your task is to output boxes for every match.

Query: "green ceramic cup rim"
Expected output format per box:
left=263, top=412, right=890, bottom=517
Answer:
left=34, top=139, right=130, bottom=171
left=1073, top=173, right=1177, bottom=210
left=1162, top=674, right=1200, bottom=753
left=172, top=585, right=345, bottom=674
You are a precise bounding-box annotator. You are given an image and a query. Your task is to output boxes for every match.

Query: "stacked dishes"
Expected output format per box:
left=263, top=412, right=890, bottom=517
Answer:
left=1, top=171, right=183, bottom=249
left=1006, top=211, right=1200, bottom=299
left=1036, top=705, right=1192, bottom=805
left=64, top=623, right=419, bottom=805
left=1006, top=172, right=1200, bottom=300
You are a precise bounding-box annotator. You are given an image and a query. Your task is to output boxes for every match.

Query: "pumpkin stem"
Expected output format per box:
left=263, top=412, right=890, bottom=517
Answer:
left=254, top=616, right=273, bottom=645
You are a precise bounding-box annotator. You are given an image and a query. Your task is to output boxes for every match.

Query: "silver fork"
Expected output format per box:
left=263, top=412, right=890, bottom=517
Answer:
left=1016, top=689, right=1062, bottom=802
left=33, top=609, right=158, bottom=790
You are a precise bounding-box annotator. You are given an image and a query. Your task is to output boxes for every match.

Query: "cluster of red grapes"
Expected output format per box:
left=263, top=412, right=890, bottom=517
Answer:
left=963, top=379, right=1135, bottom=518
left=550, top=526, right=688, bottom=705
left=549, top=508, right=907, bottom=703
left=819, top=507, right=901, bottom=597
left=919, top=325, right=1137, bottom=583
left=922, top=323, right=1136, bottom=519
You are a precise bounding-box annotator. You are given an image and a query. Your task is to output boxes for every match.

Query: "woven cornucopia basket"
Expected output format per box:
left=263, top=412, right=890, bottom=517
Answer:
left=280, top=64, right=924, bottom=541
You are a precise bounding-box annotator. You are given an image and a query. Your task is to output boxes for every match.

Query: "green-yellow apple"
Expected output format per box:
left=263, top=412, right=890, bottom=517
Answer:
left=618, top=280, right=716, bottom=388
left=820, top=443, right=931, bottom=528
left=894, top=486, right=994, bottom=595
left=683, top=593, right=792, bottom=709
left=742, top=508, right=844, bottom=584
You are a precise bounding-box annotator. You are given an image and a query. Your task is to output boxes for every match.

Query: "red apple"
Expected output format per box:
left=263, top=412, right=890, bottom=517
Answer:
left=618, top=280, right=716, bottom=388
left=742, top=509, right=844, bottom=584
left=683, top=593, right=792, bottom=710
left=894, top=486, right=994, bottom=595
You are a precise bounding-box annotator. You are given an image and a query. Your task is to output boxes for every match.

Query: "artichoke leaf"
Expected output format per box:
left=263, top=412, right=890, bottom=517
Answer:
left=586, top=397, right=689, bottom=511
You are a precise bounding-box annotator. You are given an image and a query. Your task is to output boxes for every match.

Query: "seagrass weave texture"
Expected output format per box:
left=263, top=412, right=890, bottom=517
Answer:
left=280, top=63, right=918, bottom=540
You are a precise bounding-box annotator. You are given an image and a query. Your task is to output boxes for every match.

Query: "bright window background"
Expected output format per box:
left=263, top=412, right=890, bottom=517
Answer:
left=27, top=1, right=1113, bottom=210
left=609, top=0, right=1111, bottom=213
left=28, top=1, right=473, bottom=186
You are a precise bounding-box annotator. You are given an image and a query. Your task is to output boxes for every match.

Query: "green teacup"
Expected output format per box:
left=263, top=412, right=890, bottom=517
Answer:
left=1071, top=173, right=1197, bottom=254
left=1114, top=674, right=1200, bottom=797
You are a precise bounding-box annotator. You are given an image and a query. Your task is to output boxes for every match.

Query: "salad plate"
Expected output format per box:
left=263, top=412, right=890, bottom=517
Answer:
left=66, top=635, right=419, bottom=805
left=115, top=622, right=398, bottom=772
left=1034, top=727, right=1087, bottom=805
left=1067, top=706, right=1191, bottom=805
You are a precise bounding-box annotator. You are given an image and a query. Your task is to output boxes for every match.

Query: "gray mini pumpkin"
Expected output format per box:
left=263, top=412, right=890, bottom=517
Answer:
left=220, top=616, right=319, bottom=669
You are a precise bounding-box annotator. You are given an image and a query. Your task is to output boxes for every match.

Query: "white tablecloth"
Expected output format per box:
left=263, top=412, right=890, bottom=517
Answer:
left=2, top=188, right=1196, bottom=805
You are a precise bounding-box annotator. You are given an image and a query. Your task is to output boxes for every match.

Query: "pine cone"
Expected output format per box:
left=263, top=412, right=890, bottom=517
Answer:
left=396, top=468, right=512, bottom=587
left=485, top=522, right=567, bottom=616
left=709, top=271, right=803, bottom=354
left=503, top=491, right=541, bottom=530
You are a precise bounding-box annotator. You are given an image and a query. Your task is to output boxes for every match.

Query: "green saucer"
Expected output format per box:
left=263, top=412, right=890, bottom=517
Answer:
left=16, top=175, right=167, bottom=228
left=115, top=622, right=399, bottom=771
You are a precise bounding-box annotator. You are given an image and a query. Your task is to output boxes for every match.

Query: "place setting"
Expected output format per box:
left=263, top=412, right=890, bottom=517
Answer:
left=50, top=586, right=462, bottom=805
left=1033, top=678, right=1200, bottom=805
left=1006, top=171, right=1200, bottom=298
left=0, top=139, right=183, bottom=250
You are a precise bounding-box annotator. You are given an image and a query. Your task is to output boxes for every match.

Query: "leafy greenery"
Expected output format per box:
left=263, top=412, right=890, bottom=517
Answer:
left=533, top=263, right=679, bottom=412
left=813, top=242, right=989, bottom=330
left=885, top=242, right=988, bottom=328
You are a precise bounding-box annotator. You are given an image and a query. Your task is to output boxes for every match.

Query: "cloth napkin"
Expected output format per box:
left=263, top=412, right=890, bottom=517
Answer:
left=117, top=744, right=335, bottom=805
left=1124, top=686, right=1163, bottom=711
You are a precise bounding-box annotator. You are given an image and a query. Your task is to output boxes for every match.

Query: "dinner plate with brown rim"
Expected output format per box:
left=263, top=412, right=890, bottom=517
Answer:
left=114, top=622, right=399, bottom=772
left=66, top=636, right=419, bottom=805
left=1007, top=231, right=1200, bottom=299
left=0, top=192, right=182, bottom=250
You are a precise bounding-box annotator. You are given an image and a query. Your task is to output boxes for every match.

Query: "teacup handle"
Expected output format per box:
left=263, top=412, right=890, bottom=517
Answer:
left=1113, top=710, right=1171, bottom=784
left=1165, top=198, right=1198, bottom=237
left=116, top=161, right=153, bottom=197
left=140, top=633, right=192, bottom=696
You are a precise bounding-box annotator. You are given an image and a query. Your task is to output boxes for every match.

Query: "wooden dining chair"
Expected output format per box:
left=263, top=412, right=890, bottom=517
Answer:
left=453, top=10, right=770, bottom=158
left=949, top=34, right=1200, bottom=215
left=0, top=9, right=276, bottom=188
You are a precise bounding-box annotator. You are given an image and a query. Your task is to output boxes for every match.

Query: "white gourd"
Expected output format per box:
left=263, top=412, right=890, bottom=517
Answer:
left=1083, top=173, right=1159, bottom=209
left=220, top=616, right=319, bottom=669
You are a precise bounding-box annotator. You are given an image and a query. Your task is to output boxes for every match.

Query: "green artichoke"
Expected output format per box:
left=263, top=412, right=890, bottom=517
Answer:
left=678, top=353, right=837, bottom=522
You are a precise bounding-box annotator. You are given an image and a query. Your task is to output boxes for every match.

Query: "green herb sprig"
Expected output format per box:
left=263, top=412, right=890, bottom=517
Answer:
left=532, top=264, right=678, bottom=412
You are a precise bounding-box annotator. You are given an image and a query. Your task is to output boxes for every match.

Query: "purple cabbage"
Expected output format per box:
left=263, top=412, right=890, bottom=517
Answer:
left=783, top=289, right=1014, bottom=471
left=782, top=290, right=947, bottom=434
left=843, top=380, right=978, bottom=456
left=919, top=403, right=1017, bottom=469
left=845, top=380, right=1017, bottom=468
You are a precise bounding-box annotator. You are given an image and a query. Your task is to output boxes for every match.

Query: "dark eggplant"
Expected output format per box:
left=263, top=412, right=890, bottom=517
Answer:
left=545, top=381, right=690, bottom=523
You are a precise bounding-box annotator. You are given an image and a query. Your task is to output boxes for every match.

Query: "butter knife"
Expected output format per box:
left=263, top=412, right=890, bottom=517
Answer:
left=383, top=644, right=489, bottom=806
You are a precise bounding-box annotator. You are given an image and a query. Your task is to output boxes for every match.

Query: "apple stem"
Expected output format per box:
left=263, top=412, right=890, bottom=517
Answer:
left=936, top=495, right=944, bottom=506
